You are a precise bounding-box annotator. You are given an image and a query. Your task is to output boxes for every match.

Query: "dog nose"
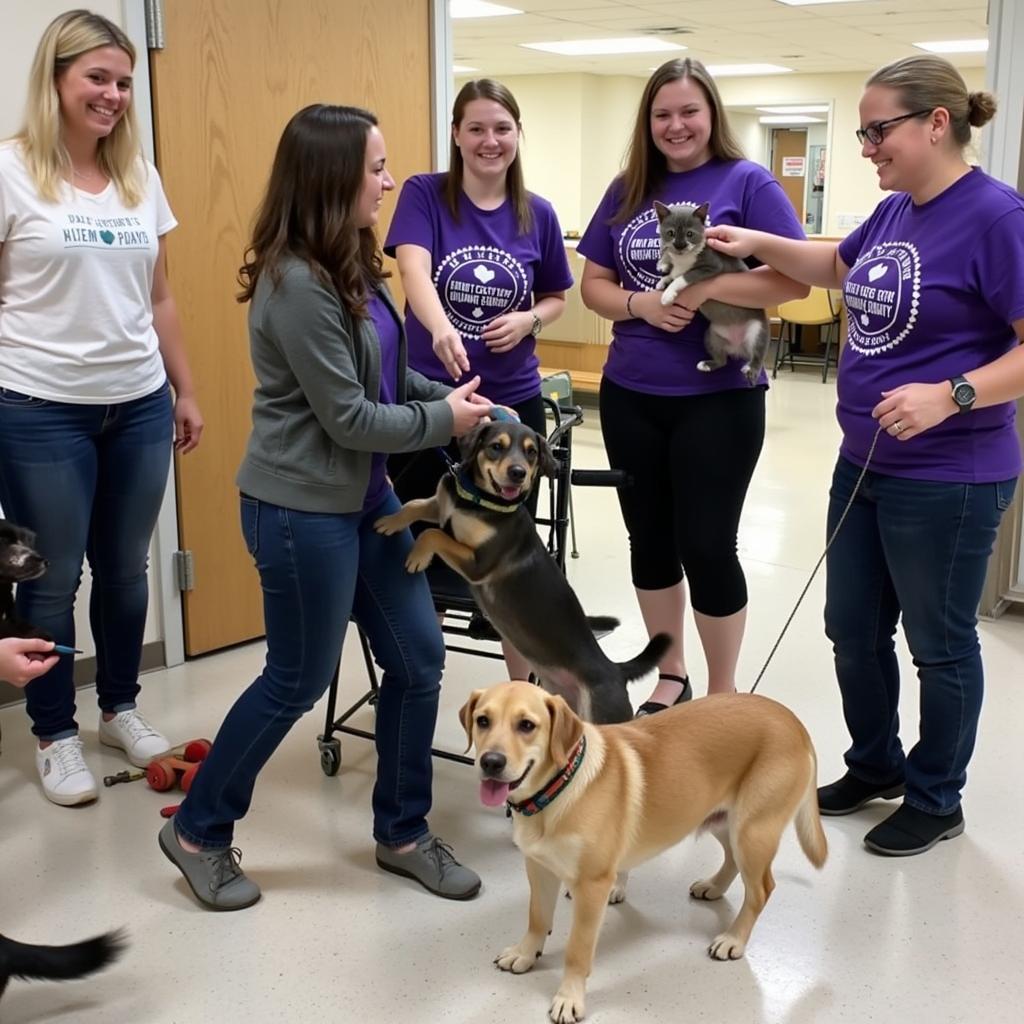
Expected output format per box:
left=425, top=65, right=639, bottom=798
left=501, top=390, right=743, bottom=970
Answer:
left=480, top=751, right=507, bottom=777
left=507, top=464, right=527, bottom=484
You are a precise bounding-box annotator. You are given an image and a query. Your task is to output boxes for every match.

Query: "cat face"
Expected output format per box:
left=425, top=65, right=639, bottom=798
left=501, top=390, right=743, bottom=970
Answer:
left=654, top=201, right=709, bottom=256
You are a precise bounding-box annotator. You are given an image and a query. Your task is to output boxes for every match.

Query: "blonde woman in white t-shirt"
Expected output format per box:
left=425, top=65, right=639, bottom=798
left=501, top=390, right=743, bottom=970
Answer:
left=0, top=10, right=203, bottom=806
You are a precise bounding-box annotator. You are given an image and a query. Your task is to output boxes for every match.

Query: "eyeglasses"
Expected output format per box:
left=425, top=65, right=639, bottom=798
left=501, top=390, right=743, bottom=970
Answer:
left=855, top=109, right=933, bottom=146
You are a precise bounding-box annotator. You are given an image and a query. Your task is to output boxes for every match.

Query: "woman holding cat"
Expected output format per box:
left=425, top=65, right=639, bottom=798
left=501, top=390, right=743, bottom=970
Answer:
left=384, top=78, right=573, bottom=679
left=705, top=55, right=1024, bottom=856
left=578, top=58, right=807, bottom=713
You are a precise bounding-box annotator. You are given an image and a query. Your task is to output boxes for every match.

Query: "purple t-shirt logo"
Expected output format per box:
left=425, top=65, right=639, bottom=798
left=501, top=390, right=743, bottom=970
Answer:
left=844, top=241, right=921, bottom=356
left=617, top=201, right=711, bottom=290
left=433, top=244, right=529, bottom=338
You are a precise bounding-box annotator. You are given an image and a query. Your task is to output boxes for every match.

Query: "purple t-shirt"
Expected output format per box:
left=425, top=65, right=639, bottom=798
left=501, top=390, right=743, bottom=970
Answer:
left=363, top=292, right=401, bottom=510
left=578, top=159, right=805, bottom=396
left=837, top=168, right=1024, bottom=483
left=383, top=173, right=574, bottom=406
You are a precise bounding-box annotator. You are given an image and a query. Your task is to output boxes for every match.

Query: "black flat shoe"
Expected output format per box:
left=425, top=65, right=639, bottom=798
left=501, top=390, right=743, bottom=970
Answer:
left=635, top=674, right=692, bottom=717
left=817, top=771, right=905, bottom=816
left=863, top=803, right=964, bottom=857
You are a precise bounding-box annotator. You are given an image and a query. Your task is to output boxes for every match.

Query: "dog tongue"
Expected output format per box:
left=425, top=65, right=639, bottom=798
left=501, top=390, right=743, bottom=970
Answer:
left=500, top=486, right=520, bottom=500
left=480, top=779, right=511, bottom=807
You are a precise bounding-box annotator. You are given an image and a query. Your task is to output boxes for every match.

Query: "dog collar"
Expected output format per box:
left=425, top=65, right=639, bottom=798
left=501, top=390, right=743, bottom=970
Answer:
left=453, top=467, right=527, bottom=514
left=508, top=734, right=586, bottom=816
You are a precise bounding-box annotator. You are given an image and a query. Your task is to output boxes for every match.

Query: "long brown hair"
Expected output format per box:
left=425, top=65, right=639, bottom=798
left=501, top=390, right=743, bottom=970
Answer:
left=237, top=104, right=388, bottom=317
left=445, top=79, right=533, bottom=234
left=866, top=55, right=997, bottom=150
left=614, top=58, right=744, bottom=223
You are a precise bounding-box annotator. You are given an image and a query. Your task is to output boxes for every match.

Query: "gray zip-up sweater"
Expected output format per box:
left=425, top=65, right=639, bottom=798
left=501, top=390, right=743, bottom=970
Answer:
left=236, top=257, right=454, bottom=513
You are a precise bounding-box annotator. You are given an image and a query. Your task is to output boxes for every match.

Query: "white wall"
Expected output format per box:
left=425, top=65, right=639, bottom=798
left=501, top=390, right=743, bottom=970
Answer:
left=1, top=1, right=163, bottom=660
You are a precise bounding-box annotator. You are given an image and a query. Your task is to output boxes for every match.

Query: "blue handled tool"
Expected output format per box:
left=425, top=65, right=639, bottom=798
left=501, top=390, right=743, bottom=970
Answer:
left=53, top=644, right=82, bottom=655
left=488, top=406, right=517, bottom=422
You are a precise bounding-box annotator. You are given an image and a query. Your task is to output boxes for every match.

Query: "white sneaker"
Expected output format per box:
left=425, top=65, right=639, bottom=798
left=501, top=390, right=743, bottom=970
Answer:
left=36, top=736, right=98, bottom=806
left=99, top=709, right=171, bottom=767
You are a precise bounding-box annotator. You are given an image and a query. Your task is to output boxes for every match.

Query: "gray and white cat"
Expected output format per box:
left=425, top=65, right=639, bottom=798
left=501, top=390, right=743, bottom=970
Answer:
left=654, top=200, right=769, bottom=386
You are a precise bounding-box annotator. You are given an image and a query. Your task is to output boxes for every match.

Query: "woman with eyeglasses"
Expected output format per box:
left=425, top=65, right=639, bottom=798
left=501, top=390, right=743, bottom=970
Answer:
left=707, top=55, right=1024, bottom=857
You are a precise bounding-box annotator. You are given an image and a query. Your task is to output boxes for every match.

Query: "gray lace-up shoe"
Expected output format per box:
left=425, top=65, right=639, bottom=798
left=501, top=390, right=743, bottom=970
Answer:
left=376, top=832, right=481, bottom=900
left=158, top=817, right=261, bottom=911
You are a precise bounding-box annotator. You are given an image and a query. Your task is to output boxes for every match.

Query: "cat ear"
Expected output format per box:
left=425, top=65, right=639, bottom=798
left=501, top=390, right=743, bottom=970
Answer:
left=693, top=202, right=710, bottom=222
left=653, top=200, right=670, bottom=221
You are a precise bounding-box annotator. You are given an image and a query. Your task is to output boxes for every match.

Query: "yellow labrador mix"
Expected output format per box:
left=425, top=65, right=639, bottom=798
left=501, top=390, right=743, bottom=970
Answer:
left=460, top=681, right=827, bottom=1024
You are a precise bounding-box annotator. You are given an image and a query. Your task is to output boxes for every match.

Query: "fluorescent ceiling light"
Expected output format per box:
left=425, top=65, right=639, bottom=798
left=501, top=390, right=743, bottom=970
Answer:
left=914, top=39, right=988, bottom=54
left=759, top=115, right=824, bottom=124
left=450, top=1, right=522, bottom=18
left=774, top=1, right=873, bottom=6
left=452, top=65, right=479, bottom=74
left=706, top=64, right=793, bottom=77
left=521, top=37, right=686, bottom=56
left=756, top=105, right=829, bottom=114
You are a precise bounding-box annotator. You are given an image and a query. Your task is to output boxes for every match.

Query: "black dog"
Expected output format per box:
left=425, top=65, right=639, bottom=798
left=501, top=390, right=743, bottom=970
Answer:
left=0, top=930, right=126, bottom=1000
left=375, top=422, right=671, bottom=723
left=0, top=519, right=50, bottom=641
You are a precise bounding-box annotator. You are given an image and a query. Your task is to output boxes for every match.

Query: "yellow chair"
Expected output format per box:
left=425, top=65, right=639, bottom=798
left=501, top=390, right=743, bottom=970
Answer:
left=772, top=287, right=842, bottom=382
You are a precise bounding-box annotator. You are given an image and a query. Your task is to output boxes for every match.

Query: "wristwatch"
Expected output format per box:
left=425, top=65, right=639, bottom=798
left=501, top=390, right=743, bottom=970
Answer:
left=529, top=312, right=543, bottom=337
left=949, top=375, right=977, bottom=413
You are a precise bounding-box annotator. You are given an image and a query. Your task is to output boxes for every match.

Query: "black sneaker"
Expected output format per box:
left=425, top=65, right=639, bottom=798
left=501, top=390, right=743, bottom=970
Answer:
left=817, top=771, right=905, bottom=816
left=864, top=803, right=964, bottom=856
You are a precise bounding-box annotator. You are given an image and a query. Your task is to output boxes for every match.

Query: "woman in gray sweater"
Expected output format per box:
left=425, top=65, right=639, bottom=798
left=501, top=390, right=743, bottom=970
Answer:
left=159, top=104, right=493, bottom=910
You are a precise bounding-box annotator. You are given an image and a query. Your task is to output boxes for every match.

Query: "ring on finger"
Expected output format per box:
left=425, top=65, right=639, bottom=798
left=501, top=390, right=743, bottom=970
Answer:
left=892, top=420, right=905, bottom=434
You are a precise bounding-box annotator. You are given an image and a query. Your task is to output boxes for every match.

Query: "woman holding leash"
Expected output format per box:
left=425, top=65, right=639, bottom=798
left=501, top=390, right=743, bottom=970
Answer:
left=706, top=55, right=1024, bottom=856
left=0, top=10, right=202, bottom=806
left=384, top=78, right=573, bottom=679
left=578, top=58, right=807, bottom=714
left=159, top=104, right=492, bottom=910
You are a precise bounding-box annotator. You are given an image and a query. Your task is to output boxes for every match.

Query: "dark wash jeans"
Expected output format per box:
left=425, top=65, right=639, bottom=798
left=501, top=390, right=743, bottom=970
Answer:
left=824, top=455, right=1016, bottom=814
left=174, top=489, right=445, bottom=849
left=0, top=383, right=173, bottom=738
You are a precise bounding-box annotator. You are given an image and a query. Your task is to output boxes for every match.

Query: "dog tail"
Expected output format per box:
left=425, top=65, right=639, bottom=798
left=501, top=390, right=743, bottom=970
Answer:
left=0, top=929, right=126, bottom=994
left=616, top=631, right=673, bottom=683
left=794, top=755, right=828, bottom=870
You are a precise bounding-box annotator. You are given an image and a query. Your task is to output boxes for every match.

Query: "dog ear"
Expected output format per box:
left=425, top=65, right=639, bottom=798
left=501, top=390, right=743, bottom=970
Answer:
left=546, top=693, right=583, bottom=767
left=535, top=435, right=557, bottom=479
left=456, top=423, right=489, bottom=464
left=458, top=690, right=485, bottom=753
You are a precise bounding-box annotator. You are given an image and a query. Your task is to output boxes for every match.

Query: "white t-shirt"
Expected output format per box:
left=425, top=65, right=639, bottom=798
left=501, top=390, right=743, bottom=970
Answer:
left=0, top=140, right=176, bottom=403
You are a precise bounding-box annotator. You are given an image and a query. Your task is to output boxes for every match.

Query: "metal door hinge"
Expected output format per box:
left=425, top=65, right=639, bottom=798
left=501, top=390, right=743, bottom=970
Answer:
left=145, top=0, right=166, bottom=50
left=173, top=550, right=195, bottom=592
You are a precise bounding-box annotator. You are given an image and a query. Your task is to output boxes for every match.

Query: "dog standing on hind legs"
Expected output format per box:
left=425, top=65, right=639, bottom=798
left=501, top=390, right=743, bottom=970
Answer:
left=460, top=681, right=827, bottom=1024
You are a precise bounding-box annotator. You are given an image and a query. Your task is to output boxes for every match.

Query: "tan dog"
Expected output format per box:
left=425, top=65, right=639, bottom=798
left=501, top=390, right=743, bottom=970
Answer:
left=459, top=681, right=827, bottom=1024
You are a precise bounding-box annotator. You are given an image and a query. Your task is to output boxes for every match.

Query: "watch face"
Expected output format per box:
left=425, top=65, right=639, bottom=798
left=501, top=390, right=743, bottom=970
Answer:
left=954, top=382, right=975, bottom=406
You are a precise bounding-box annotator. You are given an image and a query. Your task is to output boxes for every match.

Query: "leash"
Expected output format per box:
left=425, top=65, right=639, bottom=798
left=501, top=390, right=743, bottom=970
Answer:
left=749, top=423, right=884, bottom=694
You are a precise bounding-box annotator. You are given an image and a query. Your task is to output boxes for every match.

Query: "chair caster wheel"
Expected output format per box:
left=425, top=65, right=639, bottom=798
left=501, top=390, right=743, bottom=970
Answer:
left=319, top=737, right=341, bottom=776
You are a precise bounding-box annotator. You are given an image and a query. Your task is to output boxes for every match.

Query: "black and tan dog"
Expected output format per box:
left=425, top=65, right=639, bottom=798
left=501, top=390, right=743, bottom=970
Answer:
left=0, top=519, right=50, bottom=641
left=0, top=930, right=126, bottom=1002
left=375, top=422, right=670, bottom=723
left=461, top=682, right=828, bottom=1024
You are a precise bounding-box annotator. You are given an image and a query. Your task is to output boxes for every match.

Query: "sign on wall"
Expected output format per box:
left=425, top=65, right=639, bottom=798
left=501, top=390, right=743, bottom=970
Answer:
left=781, top=156, right=806, bottom=177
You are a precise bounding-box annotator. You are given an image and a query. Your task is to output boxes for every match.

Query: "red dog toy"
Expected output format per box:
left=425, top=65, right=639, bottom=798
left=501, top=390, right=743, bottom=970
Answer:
left=145, top=738, right=212, bottom=793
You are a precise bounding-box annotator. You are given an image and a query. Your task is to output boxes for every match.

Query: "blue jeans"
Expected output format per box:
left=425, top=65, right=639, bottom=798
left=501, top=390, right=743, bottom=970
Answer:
left=824, top=456, right=1016, bottom=814
left=174, top=489, right=445, bottom=849
left=0, top=383, right=173, bottom=739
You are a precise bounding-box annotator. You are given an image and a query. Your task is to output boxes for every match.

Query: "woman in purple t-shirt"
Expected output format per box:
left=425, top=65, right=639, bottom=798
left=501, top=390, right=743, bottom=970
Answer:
left=384, top=79, right=574, bottom=679
left=578, top=58, right=808, bottom=715
left=708, top=56, right=1024, bottom=857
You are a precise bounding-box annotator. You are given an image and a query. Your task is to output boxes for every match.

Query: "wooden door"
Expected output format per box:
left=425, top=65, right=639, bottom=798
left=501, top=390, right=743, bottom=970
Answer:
left=149, top=0, right=432, bottom=654
left=771, top=128, right=807, bottom=223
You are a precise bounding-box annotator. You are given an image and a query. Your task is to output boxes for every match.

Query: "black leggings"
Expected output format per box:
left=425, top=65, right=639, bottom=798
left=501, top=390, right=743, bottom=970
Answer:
left=599, top=377, right=765, bottom=617
left=389, top=392, right=547, bottom=517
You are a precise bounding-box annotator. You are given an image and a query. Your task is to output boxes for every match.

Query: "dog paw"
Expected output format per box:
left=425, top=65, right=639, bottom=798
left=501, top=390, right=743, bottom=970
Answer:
left=689, top=878, right=725, bottom=901
left=708, top=932, right=746, bottom=961
left=374, top=514, right=402, bottom=535
left=696, top=360, right=712, bottom=372
left=607, top=883, right=626, bottom=905
left=404, top=546, right=433, bottom=573
left=495, top=944, right=540, bottom=974
left=549, top=984, right=586, bottom=1023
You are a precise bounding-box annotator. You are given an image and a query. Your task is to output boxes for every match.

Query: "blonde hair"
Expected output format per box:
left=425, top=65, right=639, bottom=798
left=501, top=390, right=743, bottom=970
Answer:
left=16, top=9, right=144, bottom=206
left=615, top=58, right=745, bottom=223
left=866, top=55, right=997, bottom=150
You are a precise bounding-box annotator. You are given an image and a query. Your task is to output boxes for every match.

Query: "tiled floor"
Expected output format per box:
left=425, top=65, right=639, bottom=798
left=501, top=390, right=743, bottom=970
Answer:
left=2, top=371, right=1022, bottom=1023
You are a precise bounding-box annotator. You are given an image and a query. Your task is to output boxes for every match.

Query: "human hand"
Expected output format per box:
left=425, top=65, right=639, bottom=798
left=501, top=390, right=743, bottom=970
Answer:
left=633, top=288, right=697, bottom=333
left=703, top=225, right=763, bottom=261
left=0, top=636, right=59, bottom=687
left=872, top=382, right=957, bottom=441
left=481, top=311, right=533, bottom=353
left=432, top=326, right=471, bottom=381
left=174, top=394, right=204, bottom=454
left=445, top=376, right=492, bottom=436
